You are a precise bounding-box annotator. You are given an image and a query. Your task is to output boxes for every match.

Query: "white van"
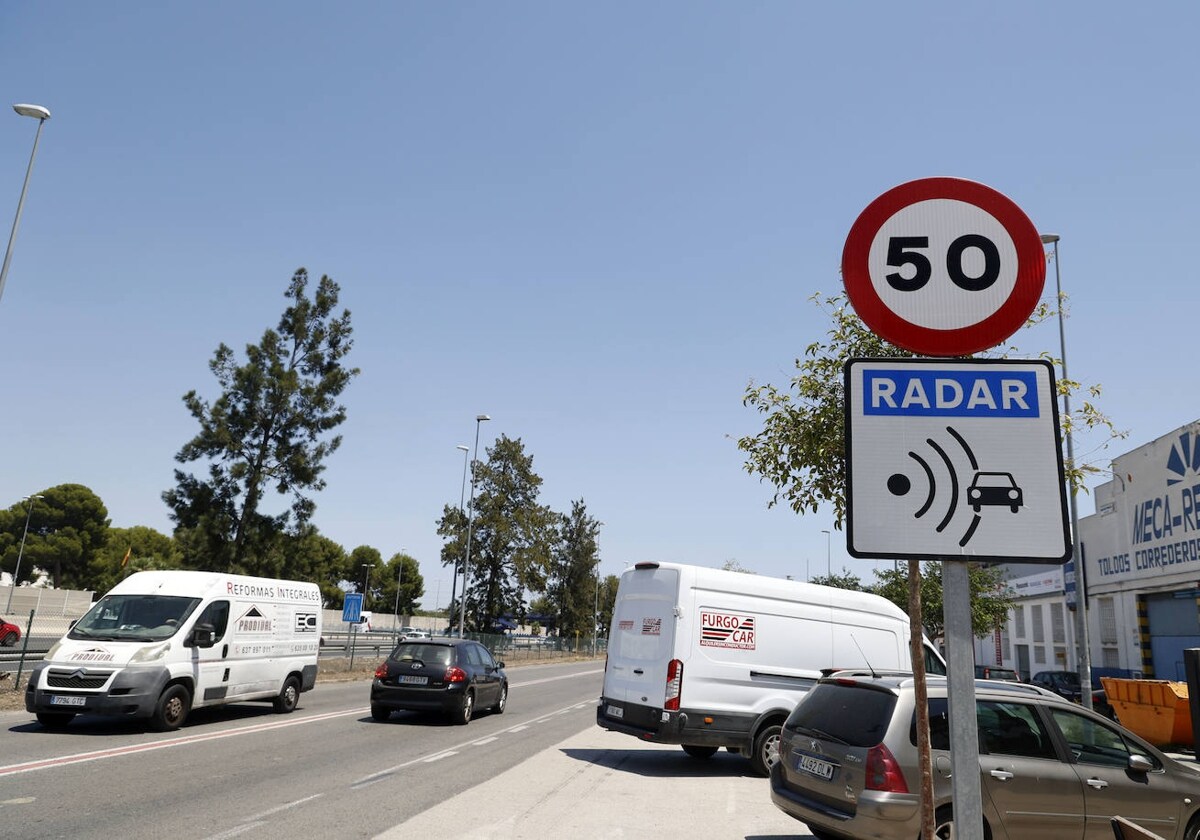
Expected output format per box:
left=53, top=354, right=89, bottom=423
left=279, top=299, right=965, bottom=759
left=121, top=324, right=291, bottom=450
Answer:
left=25, top=571, right=322, bottom=731
left=596, top=561, right=945, bottom=775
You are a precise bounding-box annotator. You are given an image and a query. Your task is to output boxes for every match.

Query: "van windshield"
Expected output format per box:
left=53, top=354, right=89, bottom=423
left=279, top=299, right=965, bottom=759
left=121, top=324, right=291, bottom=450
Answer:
left=70, top=595, right=202, bottom=642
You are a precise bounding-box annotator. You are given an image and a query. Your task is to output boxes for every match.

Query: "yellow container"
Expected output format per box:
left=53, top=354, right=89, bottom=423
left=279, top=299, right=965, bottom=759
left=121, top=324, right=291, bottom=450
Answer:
left=1101, top=678, right=1193, bottom=747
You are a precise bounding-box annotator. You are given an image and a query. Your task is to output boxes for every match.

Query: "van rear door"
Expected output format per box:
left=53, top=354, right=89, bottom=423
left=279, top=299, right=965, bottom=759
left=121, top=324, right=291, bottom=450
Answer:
left=601, top=565, right=679, bottom=724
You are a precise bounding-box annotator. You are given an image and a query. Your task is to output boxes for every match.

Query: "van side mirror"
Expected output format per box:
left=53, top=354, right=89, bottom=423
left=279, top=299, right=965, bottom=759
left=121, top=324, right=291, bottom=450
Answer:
left=189, top=623, right=216, bottom=648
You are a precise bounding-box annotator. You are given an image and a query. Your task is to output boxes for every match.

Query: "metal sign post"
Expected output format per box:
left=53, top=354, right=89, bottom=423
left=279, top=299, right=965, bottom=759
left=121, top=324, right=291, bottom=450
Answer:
left=343, top=593, right=364, bottom=670
left=943, top=561, right=983, bottom=838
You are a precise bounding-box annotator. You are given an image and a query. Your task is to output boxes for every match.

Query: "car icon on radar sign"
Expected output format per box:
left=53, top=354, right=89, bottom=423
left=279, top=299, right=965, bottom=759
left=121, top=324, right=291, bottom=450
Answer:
left=967, top=471, right=1023, bottom=513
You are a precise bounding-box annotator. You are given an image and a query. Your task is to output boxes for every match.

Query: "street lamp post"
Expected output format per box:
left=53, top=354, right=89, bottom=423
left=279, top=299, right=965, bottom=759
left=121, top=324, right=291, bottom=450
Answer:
left=593, top=568, right=601, bottom=656
left=392, top=553, right=406, bottom=645
left=821, top=530, right=831, bottom=578
left=361, top=563, right=375, bottom=612
left=6, top=494, right=43, bottom=613
left=0, top=104, right=51, bottom=307
left=448, top=444, right=470, bottom=629
left=459, top=415, right=490, bottom=637
left=1042, top=232, right=1092, bottom=709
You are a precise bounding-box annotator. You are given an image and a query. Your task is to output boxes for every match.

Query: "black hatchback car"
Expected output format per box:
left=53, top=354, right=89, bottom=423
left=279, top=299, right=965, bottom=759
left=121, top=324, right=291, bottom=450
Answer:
left=370, top=639, right=508, bottom=725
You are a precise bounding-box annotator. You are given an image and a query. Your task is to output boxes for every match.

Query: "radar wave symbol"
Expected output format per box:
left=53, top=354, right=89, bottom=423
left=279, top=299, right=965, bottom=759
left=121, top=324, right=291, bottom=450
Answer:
left=891, top=426, right=983, bottom=548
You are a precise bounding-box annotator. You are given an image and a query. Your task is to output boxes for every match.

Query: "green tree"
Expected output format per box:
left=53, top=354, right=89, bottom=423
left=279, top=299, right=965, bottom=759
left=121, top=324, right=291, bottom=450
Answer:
left=0, top=493, right=52, bottom=588
left=163, top=269, right=359, bottom=575
left=0, top=485, right=110, bottom=591
left=597, top=573, right=619, bottom=638
left=738, top=291, right=1124, bottom=524
left=288, top=528, right=348, bottom=608
left=871, top=563, right=1013, bottom=640
left=547, top=500, right=602, bottom=639
left=450, top=435, right=556, bottom=631
left=376, top=552, right=424, bottom=619
left=89, top=526, right=181, bottom=594
left=348, top=545, right=385, bottom=610
left=808, top=569, right=865, bottom=591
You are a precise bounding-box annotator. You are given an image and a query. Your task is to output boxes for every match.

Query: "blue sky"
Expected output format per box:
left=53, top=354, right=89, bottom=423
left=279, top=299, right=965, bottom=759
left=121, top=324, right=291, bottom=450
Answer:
left=1, top=3, right=1196, bottom=607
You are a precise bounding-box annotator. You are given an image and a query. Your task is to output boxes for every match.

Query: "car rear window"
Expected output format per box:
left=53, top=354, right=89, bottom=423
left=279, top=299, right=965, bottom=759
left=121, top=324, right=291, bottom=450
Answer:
left=785, top=683, right=897, bottom=748
left=391, top=643, right=453, bottom=667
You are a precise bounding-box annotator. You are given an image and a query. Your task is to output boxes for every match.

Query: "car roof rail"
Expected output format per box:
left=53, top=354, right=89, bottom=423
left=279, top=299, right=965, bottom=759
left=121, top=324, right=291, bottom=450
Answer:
left=976, top=679, right=1060, bottom=698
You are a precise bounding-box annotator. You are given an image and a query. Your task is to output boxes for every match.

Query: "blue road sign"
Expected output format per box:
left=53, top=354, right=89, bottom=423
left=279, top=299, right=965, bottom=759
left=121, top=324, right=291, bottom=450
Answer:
left=342, top=592, right=364, bottom=624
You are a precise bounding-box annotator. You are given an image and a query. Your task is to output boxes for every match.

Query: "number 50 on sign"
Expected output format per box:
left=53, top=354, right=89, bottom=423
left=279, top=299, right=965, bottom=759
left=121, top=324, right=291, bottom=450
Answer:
left=841, top=177, right=1046, bottom=357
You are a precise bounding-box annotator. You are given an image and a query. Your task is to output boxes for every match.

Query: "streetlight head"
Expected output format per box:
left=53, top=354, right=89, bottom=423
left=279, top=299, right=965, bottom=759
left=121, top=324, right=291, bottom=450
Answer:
left=13, top=104, right=50, bottom=120
left=456, top=445, right=469, bottom=452
left=476, top=414, right=491, bottom=422
left=1040, top=233, right=1060, bottom=244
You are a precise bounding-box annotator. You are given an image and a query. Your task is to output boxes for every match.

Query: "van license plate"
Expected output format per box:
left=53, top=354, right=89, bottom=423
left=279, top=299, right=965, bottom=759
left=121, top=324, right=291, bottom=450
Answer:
left=399, top=675, right=428, bottom=685
left=798, top=755, right=834, bottom=780
left=606, top=704, right=623, bottom=719
left=50, top=695, right=87, bottom=707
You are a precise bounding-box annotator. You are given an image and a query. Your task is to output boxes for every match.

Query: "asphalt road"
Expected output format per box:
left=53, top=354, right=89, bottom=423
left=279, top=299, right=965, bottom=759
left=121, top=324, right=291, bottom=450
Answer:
left=0, top=660, right=807, bottom=839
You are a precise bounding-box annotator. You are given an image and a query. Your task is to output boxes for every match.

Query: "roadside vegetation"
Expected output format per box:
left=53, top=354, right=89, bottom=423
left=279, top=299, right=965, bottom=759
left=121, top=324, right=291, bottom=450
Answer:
left=2, top=269, right=611, bottom=642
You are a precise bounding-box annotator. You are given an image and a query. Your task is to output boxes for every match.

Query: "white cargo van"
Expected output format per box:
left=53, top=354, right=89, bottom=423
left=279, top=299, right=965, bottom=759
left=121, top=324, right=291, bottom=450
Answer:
left=26, top=571, right=322, bottom=731
left=596, top=561, right=945, bottom=775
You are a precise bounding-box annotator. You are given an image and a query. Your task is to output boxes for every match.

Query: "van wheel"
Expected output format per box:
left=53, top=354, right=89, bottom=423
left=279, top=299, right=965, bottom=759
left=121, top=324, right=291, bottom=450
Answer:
left=682, top=744, right=718, bottom=759
left=749, top=723, right=782, bottom=777
left=150, top=684, right=191, bottom=732
left=273, top=676, right=301, bottom=713
left=36, top=712, right=74, bottom=728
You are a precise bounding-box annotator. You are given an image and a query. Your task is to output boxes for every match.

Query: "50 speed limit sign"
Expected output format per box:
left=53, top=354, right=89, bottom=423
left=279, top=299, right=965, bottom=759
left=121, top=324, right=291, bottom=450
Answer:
left=841, top=177, right=1046, bottom=356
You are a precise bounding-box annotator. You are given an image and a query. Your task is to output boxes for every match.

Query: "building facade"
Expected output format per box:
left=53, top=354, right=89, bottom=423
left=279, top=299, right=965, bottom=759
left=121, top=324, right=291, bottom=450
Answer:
left=976, top=419, right=1200, bottom=681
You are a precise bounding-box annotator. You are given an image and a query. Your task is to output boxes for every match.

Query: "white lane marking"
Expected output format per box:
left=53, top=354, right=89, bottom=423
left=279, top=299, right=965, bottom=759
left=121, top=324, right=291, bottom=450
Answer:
left=472, top=737, right=498, bottom=745
left=512, top=668, right=602, bottom=688
left=1, top=666, right=603, bottom=779
left=349, top=698, right=591, bottom=787
left=0, top=708, right=363, bottom=777
left=247, top=794, right=324, bottom=821
left=202, top=821, right=266, bottom=840
left=424, top=751, right=458, bottom=763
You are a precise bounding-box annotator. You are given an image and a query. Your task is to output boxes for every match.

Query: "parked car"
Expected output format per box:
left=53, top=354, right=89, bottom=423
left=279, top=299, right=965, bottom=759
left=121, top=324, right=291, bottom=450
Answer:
left=974, top=665, right=1021, bottom=682
left=1031, top=670, right=1083, bottom=701
left=1030, top=669, right=1126, bottom=718
left=0, top=619, right=19, bottom=646
left=370, top=638, right=507, bottom=725
left=770, top=672, right=1200, bottom=839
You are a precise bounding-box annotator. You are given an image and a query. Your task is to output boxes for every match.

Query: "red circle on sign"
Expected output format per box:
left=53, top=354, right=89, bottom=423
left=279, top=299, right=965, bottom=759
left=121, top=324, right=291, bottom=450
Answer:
left=841, top=177, right=1046, bottom=356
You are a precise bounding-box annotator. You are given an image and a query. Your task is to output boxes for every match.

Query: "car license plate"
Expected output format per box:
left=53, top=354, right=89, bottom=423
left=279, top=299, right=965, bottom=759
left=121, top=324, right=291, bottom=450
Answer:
left=606, top=704, right=623, bottom=719
left=798, top=754, right=834, bottom=780
left=50, top=695, right=87, bottom=707
left=399, top=675, right=428, bottom=685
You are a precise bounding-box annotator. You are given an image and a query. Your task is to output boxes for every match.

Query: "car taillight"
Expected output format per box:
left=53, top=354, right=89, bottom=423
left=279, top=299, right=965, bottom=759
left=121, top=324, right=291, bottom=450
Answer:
left=864, top=743, right=909, bottom=793
left=664, top=659, right=683, bottom=711
left=374, top=662, right=389, bottom=680
left=445, top=666, right=467, bottom=683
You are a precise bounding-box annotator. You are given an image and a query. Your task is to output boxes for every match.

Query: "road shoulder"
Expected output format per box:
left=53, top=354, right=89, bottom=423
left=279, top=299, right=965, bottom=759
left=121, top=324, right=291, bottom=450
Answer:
left=374, top=724, right=806, bottom=839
